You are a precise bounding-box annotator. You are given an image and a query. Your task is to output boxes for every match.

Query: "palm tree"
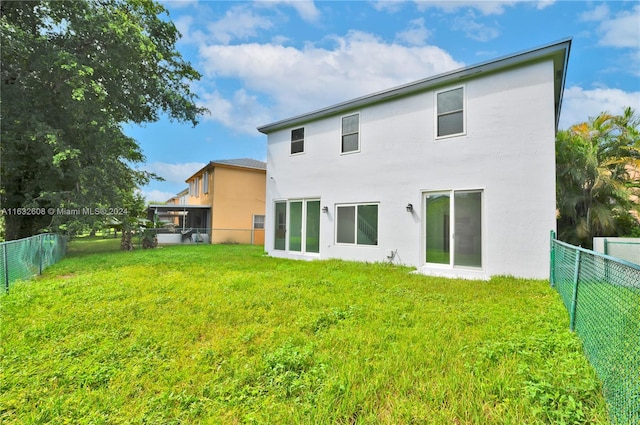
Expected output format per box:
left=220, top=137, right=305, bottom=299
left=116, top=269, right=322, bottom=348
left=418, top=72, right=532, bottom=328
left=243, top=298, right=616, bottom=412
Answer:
left=556, top=107, right=640, bottom=248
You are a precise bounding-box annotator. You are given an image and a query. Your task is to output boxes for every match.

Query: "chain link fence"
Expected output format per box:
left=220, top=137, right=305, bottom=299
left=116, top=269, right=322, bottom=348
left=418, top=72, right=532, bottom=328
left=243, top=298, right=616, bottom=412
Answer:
left=550, top=231, right=640, bottom=425
left=1, top=234, right=67, bottom=293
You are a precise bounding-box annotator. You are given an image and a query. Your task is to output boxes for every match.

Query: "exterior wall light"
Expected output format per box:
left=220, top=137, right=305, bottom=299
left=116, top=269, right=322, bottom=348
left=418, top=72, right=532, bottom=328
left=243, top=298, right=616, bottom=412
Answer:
left=406, top=203, right=413, bottom=212
left=322, top=206, right=329, bottom=213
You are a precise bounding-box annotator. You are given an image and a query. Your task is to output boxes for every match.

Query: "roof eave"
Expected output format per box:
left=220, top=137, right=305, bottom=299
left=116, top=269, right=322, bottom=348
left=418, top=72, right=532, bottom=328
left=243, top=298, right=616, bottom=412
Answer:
left=257, top=38, right=572, bottom=134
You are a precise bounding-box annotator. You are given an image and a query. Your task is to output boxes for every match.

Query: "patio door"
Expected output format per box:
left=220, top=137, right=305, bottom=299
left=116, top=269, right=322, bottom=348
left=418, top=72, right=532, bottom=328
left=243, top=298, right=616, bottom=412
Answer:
left=274, top=199, right=320, bottom=253
left=274, top=201, right=287, bottom=250
left=425, top=190, right=482, bottom=268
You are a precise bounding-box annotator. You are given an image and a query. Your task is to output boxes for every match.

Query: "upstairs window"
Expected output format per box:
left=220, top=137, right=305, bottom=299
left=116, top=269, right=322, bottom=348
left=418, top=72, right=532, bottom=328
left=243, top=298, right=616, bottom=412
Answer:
left=291, top=127, right=304, bottom=155
left=341, top=113, right=360, bottom=153
left=203, top=171, right=209, bottom=194
left=189, top=178, right=200, bottom=197
left=436, top=87, right=464, bottom=138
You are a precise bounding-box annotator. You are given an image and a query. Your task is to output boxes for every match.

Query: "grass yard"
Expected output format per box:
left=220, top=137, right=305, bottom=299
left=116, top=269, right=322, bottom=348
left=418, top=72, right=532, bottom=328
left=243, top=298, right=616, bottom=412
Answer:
left=0, top=239, right=608, bottom=424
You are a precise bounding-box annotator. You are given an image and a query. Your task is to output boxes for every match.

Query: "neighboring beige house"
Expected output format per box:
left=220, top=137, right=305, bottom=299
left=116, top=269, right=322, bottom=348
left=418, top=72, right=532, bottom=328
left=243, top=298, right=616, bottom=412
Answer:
left=166, top=188, right=188, bottom=206
left=149, top=158, right=266, bottom=245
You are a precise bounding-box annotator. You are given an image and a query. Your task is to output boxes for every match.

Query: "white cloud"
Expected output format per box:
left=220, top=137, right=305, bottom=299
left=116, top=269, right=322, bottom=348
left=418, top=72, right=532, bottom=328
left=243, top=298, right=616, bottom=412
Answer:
left=415, top=0, right=555, bottom=16
left=376, top=1, right=554, bottom=15
left=207, top=5, right=273, bottom=45
left=174, top=6, right=273, bottom=45
left=371, top=0, right=407, bottom=13
left=559, top=86, right=640, bottom=129
left=143, top=162, right=206, bottom=184
left=395, top=17, right=431, bottom=46
left=198, top=31, right=464, bottom=132
left=254, top=0, right=320, bottom=23
left=598, top=5, right=640, bottom=49
left=452, top=11, right=500, bottom=42
left=199, top=89, right=272, bottom=134
left=580, top=3, right=609, bottom=22
left=174, top=15, right=201, bottom=45
left=580, top=4, right=640, bottom=49
left=140, top=189, right=180, bottom=203
left=414, top=1, right=512, bottom=15
left=160, top=0, right=198, bottom=9
left=535, top=1, right=555, bottom=10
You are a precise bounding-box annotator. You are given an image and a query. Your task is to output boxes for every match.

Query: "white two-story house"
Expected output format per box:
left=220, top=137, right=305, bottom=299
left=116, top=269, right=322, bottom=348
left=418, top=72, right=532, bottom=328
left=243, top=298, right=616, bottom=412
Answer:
left=258, top=39, right=571, bottom=279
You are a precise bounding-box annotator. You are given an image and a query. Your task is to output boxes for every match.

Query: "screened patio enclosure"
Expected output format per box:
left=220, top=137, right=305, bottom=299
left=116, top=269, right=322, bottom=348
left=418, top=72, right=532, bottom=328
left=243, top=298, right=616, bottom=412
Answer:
left=147, top=204, right=210, bottom=230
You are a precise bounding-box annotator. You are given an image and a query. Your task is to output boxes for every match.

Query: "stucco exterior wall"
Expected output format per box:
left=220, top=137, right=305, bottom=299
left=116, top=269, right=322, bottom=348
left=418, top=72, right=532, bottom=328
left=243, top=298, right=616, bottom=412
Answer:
left=186, top=171, right=213, bottom=206
left=211, top=165, right=266, bottom=244
left=593, top=237, right=640, bottom=266
left=265, top=59, right=557, bottom=279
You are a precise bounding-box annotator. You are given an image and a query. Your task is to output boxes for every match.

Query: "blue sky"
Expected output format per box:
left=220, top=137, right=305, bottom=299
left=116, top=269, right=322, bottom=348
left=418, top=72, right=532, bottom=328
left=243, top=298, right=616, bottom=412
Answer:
left=126, top=0, right=640, bottom=202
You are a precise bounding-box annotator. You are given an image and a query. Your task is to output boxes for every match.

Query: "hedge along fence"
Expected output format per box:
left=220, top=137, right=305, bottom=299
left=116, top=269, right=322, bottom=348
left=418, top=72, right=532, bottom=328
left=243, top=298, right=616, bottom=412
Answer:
left=550, top=231, right=640, bottom=425
left=1, top=234, right=67, bottom=293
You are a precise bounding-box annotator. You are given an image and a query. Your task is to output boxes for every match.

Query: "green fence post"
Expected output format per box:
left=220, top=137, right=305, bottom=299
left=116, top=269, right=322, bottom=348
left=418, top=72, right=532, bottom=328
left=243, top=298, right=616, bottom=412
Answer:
left=569, top=250, right=581, bottom=332
left=550, top=230, right=556, bottom=287
left=39, top=234, right=44, bottom=275
left=3, top=243, right=9, bottom=294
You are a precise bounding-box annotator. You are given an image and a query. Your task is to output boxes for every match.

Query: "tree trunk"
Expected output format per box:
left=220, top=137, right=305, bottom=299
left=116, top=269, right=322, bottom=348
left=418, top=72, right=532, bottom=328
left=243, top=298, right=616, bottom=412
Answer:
left=120, top=229, right=134, bottom=251
left=4, top=214, right=50, bottom=241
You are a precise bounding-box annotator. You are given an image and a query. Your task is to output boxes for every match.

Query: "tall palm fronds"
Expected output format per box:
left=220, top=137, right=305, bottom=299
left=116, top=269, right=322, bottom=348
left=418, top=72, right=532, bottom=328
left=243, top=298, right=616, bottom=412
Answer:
left=556, top=107, right=640, bottom=248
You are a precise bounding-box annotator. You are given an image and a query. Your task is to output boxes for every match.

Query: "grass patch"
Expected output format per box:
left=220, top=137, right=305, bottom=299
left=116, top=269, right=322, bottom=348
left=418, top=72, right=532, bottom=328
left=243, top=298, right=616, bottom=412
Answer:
left=0, top=241, right=608, bottom=424
left=65, top=235, right=122, bottom=257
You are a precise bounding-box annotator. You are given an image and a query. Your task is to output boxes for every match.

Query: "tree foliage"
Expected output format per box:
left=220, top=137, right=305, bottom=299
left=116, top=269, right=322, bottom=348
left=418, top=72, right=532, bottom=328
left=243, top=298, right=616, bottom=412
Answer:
left=0, top=0, right=206, bottom=240
left=556, top=107, right=640, bottom=248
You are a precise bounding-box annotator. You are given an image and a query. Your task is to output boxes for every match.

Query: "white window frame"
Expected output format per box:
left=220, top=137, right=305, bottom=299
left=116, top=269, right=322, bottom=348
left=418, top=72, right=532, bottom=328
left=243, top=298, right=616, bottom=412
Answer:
left=290, top=127, right=305, bottom=155
left=274, top=200, right=287, bottom=251
left=253, top=214, right=265, bottom=229
left=194, top=177, right=200, bottom=198
left=422, top=189, right=483, bottom=270
left=340, top=112, right=360, bottom=154
left=435, top=85, right=466, bottom=140
left=203, top=171, right=209, bottom=194
left=335, top=202, right=379, bottom=246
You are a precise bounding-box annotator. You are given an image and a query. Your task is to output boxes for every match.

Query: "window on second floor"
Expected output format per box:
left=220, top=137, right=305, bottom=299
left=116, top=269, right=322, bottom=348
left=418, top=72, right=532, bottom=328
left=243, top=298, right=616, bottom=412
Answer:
left=203, top=171, right=209, bottom=194
left=291, top=127, right=304, bottom=155
left=436, top=87, right=465, bottom=138
left=341, top=113, right=360, bottom=153
left=192, top=177, right=200, bottom=197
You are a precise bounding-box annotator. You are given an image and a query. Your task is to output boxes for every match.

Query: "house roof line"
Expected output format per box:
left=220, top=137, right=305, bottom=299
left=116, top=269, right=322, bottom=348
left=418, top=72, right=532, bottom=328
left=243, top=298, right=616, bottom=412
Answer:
left=185, top=158, right=266, bottom=182
left=257, top=37, right=572, bottom=134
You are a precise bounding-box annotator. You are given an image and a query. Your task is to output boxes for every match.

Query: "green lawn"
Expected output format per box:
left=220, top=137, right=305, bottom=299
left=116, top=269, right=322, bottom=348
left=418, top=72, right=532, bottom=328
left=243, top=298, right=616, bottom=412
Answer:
left=0, top=240, right=608, bottom=424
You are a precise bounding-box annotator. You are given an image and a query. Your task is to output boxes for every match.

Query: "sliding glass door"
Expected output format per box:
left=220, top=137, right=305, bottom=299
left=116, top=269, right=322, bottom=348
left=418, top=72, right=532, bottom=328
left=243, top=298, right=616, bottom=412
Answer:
left=274, top=201, right=287, bottom=250
left=425, top=193, right=450, bottom=264
left=425, top=190, right=482, bottom=268
left=289, top=201, right=303, bottom=251
left=305, top=200, right=321, bottom=253
left=274, top=199, right=320, bottom=254
left=453, top=191, right=482, bottom=267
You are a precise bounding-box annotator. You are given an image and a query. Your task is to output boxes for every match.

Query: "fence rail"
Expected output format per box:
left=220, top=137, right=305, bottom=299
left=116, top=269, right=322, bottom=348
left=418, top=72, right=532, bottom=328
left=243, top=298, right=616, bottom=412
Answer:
left=153, top=227, right=265, bottom=245
left=593, top=237, right=640, bottom=266
left=1, top=234, right=66, bottom=293
left=550, top=231, right=639, bottom=425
